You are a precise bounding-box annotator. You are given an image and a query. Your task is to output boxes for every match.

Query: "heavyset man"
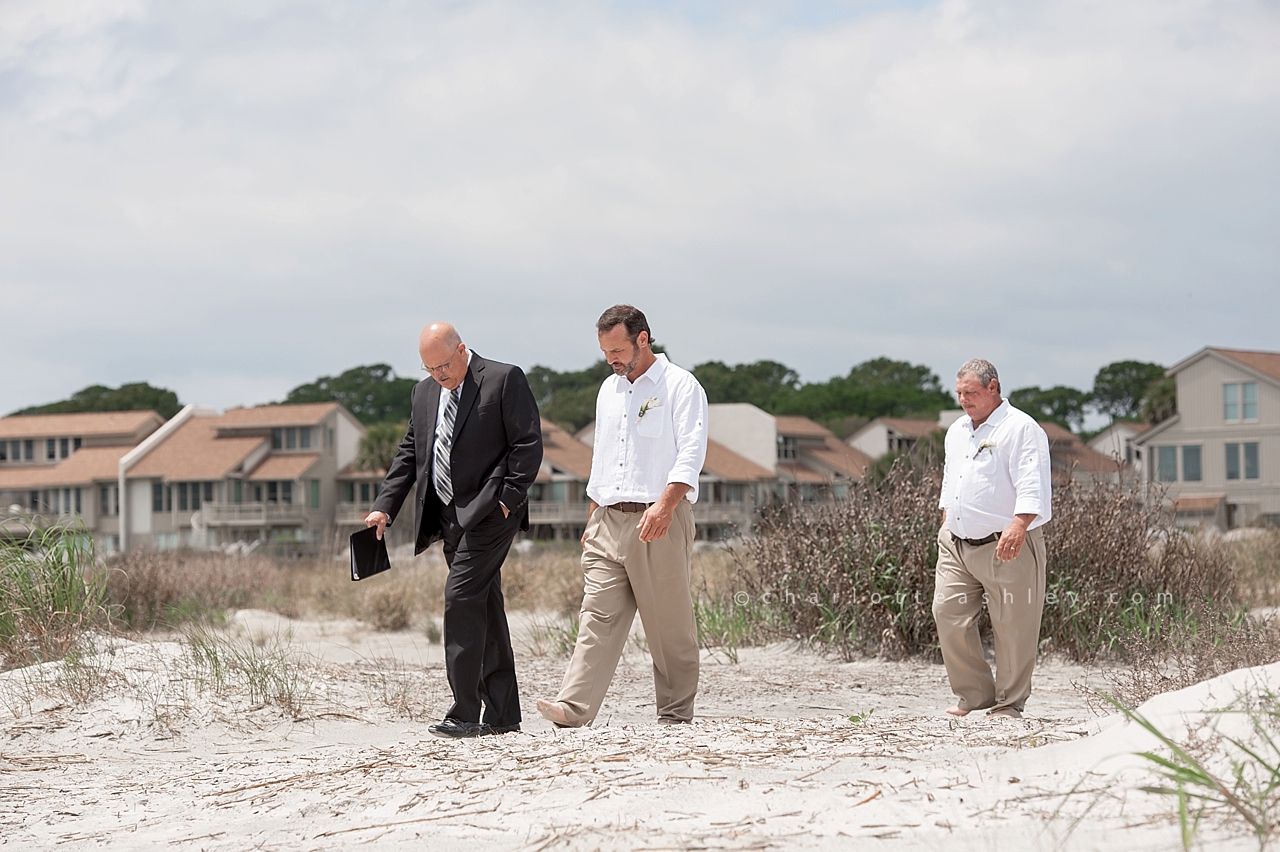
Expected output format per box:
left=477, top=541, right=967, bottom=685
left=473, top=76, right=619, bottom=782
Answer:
left=537, top=305, right=709, bottom=727
left=366, top=322, right=543, bottom=738
left=933, top=358, right=1052, bottom=720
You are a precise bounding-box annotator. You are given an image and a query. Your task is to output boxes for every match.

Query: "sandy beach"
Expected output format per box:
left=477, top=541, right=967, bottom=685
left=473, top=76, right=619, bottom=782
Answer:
left=1, top=610, right=1270, bottom=851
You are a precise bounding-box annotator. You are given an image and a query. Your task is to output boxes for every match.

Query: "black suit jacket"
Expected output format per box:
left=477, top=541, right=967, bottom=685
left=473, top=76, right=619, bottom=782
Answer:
left=372, top=353, right=543, bottom=555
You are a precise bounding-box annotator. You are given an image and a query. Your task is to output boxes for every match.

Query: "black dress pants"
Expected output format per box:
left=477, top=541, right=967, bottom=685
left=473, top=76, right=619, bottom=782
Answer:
left=439, top=500, right=521, bottom=727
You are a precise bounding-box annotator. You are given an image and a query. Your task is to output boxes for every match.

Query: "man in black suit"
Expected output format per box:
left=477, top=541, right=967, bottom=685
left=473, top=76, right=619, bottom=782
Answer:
left=366, top=322, right=543, bottom=738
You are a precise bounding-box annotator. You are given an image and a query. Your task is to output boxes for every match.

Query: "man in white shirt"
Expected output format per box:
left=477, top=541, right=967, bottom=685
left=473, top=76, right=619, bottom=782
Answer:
left=933, top=358, right=1052, bottom=720
left=537, top=305, right=709, bottom=727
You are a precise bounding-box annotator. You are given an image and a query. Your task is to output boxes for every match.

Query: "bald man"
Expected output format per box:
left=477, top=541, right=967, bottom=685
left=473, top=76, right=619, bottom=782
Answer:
left=367, top=323, right=543, bottom=738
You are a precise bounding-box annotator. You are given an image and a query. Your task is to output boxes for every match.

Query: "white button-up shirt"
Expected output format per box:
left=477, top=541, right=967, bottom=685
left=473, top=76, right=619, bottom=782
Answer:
left=586, top=354, right=709, bottom=506
left=939, top=399, right=1052, bottom=539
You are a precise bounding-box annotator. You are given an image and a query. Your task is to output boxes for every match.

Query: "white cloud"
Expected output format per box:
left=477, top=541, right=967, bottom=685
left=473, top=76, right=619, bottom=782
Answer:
left=0, top=0, right=1276, bottom=412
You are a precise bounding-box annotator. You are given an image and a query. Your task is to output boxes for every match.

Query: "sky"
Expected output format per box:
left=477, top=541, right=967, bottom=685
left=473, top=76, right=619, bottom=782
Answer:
left=1, top=0, right=1277, bottom=415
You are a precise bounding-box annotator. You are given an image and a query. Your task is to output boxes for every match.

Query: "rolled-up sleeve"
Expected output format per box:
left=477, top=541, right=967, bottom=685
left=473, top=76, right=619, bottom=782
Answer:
left=1010, top=421, right=1052, bottom=520
left=666, top=375, right=709, bottom=498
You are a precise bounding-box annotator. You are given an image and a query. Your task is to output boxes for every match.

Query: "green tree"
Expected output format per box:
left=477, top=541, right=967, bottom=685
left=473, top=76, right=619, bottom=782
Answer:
left=283, top=364, right=416, bottom=425
left=527, top=360, right=616, bottom=433
left=780, top=357, right=955, bottom=423
left=357, top=421, right=408, bottom=472
left=1140, top=375, right=1177, bottom=424
left=1090, top=360, right=1167, bottom=421
left=1009, top=385, right=1089, bottom=432
left=692, top=360, right=801, bottom=410
left=11, top=382, right=182, bottom=419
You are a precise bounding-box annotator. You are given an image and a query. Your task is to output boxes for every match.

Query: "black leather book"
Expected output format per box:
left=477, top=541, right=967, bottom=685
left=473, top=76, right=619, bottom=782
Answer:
left=350, top=526, right=391, bottom=581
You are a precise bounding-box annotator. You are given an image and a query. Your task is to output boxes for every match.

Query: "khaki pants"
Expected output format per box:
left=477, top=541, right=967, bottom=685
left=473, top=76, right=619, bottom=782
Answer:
left=553, top=501, right=699, bottom=725
left=932, top=525, right=1046, bottom=714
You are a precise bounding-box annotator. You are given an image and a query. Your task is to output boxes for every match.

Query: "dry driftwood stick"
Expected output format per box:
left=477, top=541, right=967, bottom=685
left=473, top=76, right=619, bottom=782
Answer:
left=312, top=802, right=500, bottom=838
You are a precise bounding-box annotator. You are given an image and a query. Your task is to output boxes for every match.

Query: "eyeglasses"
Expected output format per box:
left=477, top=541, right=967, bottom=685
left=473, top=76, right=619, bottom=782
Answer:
left=421, top=347, right=460, bottom=375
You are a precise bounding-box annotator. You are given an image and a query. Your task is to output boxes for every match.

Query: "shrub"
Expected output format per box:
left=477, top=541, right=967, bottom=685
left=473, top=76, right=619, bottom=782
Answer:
left=740, top=457, right=1243, bottom=663
left=0, top=522, right=105, bottom=668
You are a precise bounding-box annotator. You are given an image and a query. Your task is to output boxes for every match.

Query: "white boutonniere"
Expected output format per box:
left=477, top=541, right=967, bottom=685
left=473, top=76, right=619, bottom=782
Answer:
left=974, top=439, right=996, bottom=459
left=637, top=397, right=661, bottom=422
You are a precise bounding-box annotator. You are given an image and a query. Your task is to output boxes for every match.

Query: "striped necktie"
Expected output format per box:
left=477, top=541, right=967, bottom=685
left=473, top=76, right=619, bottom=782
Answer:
left=433, top=387, right=460, bottom=504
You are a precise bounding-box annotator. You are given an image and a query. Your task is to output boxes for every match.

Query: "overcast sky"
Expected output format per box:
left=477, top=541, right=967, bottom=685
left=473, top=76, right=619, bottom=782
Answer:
left=1, top=0, right=1277, bottom=415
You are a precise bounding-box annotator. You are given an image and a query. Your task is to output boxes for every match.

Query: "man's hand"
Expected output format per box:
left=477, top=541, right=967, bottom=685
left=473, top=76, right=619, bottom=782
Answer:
left=995, top=513, right=1036, bottom=561
left=365, top=510, right=390, bottom=540
left=637, top=502, right=674, bottom=542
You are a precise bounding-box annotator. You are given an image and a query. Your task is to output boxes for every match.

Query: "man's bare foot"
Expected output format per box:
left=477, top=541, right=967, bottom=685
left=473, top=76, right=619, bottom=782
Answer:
left=945, top=706, right=970, bottom=716
left=536, top=699, right=570, bottom=726
left=987, top=707, right=1023, bottom=719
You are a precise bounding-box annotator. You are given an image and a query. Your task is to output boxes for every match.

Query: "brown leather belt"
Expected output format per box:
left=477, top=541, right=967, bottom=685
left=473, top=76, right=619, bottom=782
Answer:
left=606, top=502, right=652, bottom=513
left=952, top=532, right=1000, bottom=548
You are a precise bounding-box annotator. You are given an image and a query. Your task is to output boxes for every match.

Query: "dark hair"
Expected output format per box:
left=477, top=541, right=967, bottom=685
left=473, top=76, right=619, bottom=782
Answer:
left=596, top=304, right=653, bottom=347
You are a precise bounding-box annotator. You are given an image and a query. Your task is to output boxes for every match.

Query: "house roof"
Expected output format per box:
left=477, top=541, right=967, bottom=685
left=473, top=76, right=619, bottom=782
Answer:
left=879, top=417, right=942, bottom=437
left=775, top=416, right=832, bottom=438
left=806, top=438, right=873, bottom=479
left=1209, top=349, right=1280, bottom=384
left=702, top=440, right=774, bottom=481
left=216, top=403, right=341, bottom=428
left=0, top=410, right=163, bottom=441
left=1174, top=494, right=1226, bottom=513
left=540, top=419, right=594, bottom=480
left=247, top=454, right=322, bottom=481
left=0, top=446, right=130, bottom=490
left=1038, top=421, right=1122, bottom=474
left=128, top=418, right=266, bottom=481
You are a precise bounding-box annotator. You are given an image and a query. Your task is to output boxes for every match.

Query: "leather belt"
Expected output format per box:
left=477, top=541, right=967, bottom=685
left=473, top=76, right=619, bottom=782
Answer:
left=952, top=532, right=1000, bottom=548
left=606, top=502, right=652, bottom=513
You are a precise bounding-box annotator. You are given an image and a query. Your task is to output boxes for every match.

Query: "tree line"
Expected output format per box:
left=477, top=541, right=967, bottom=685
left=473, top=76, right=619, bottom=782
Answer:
left=8, top=355, right=1174, bottom=444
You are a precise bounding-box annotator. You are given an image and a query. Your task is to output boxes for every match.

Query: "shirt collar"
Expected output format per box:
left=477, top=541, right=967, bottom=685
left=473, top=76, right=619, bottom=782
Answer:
left=630, top=353, right=668, bottom=387
left=967, top=399, right=1010, bottom=433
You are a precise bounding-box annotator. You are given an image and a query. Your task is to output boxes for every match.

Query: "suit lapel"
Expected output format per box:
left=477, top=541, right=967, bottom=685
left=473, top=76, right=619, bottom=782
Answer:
left=423, top=377, right=441, bottom=451
left=451, top=354, right=484, bottom=441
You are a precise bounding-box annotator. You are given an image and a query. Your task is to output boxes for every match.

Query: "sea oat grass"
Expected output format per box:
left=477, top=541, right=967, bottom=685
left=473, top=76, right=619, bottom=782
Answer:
left=0, top=520, right=105, bottom=668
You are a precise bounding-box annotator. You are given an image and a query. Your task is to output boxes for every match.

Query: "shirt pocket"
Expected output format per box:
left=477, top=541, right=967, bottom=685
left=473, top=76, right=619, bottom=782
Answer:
left=636, top=409, right=665, bottom=439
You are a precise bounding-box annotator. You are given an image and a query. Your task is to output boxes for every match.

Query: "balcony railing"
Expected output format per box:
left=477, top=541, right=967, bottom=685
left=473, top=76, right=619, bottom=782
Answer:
left=527, top=502, right=590, bottom=524
left=202, top=503, right=306, bottom=526
left=336, top=503, right=378, bottom=526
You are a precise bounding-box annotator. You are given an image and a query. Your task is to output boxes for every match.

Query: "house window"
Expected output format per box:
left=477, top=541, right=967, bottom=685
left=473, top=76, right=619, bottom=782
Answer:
left=178, top=482, right=189, bottom=511
left=1154, top=446, right=1177, bottom=482
left=153, top=482, right=164, bottom=512
left=1245, top=442, right=1260, bottom=480
left=343, top=482, right=355, bottom=503
left=1225, top=382, right=1258, bottom=421
left=73, top=437, right=81, bottom=452
left=253, top=484, right=263, bottom=502
left=191, top=483, right=202, bottom=511
left=550, top=482, right=567, bottom=502
left=203, top=482, right=214, bottom=504
left=328, top=429, right=335, bottom=448
left=724, top=483, right=746, bottom=504
left=46, top=438, right=56, bottom=460
left=1181, top=446, right=1202, bottom=482
left=300, top=428, right=312, bottom=449
left=100, top=486, right=111, bottom=516
left=281, top=481, right=293, bottom=504
left=60, top=437, right=69, bottom=458
left=309, top=480, right=320, bottom=509
left=271, top=428, right=283, bottom=450
left=267, top=482, right=278, bottom=503
left=286, top=427, right=297, bottom=449
left=0, top=443, right=6, bottom=462
left=232, top=480, right=243, bottom=503
left=360, top=482, right=371, bottom=502
left=1226, top=443, right=1261, bottom=480
left=777, top=436, right=798, bottom=460
left=74, top=488, right=81, bottom=514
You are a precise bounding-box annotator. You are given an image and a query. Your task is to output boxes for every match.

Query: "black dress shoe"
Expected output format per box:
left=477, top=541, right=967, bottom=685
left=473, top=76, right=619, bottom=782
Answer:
left=485, top=723, right=521, bottom=735
left=429, top=718, right=491, bottom=739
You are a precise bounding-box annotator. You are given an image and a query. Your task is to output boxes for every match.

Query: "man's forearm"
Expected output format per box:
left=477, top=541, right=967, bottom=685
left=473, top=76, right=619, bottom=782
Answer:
left=656, top=482, right=691, bottom=511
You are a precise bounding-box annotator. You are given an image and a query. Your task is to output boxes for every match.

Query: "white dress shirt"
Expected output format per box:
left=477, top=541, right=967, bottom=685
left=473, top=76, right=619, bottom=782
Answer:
left=435, top=349, right=473, bottom=433
left=939, top=399, right=1052, bottom=539
left=586, top=354, right=709, bottom=506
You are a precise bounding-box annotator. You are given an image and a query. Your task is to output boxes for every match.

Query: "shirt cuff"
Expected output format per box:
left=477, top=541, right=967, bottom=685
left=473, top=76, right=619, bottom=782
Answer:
left=1013, top=497, right=1042, bottom=517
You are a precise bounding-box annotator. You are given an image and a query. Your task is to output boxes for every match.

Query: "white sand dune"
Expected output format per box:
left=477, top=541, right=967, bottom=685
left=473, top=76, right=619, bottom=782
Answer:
left=1, top=611, right=1273, bottom=850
